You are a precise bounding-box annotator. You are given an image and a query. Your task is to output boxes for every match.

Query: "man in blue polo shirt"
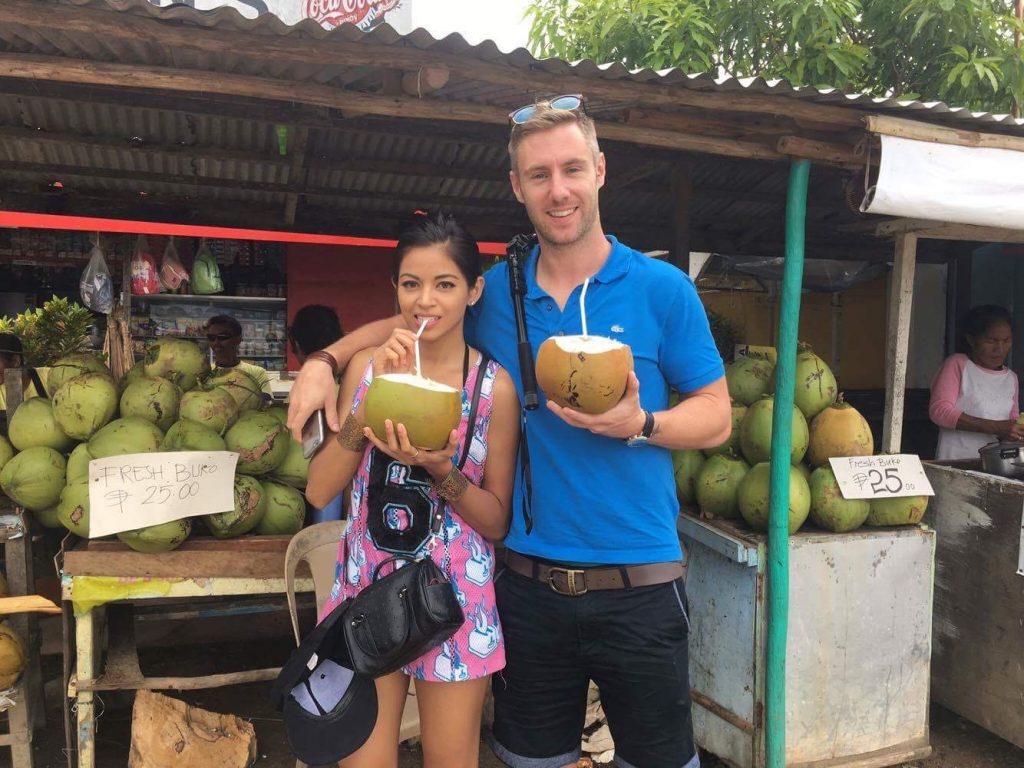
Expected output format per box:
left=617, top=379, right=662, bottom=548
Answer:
left=287, top=98, right=730, bottom=768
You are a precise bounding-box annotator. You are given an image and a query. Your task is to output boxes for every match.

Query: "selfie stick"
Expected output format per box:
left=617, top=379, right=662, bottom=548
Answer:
left=506, top=233, right=539, bottom=410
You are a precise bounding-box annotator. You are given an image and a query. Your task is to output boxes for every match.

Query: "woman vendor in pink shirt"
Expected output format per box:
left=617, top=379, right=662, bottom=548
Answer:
left=930, top=304, right=1023, bottom=460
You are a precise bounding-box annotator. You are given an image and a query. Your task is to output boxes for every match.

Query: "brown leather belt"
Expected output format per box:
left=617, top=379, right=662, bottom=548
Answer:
left=505, top=551, right=684, bottom=597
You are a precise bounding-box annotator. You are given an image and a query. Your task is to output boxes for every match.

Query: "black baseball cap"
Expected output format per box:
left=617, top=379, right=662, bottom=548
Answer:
left=271, top=599, right=377, bottom=764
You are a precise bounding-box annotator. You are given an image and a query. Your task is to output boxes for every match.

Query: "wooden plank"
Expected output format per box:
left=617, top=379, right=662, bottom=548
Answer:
left=881, top=233, right=917, bottom=453
left=0, top=54, right=784, bottom=162
left=283, top=126, right=310, bottom=227
left=867, top=114, right=1024, bottom=153
left=788, top=743, right=931, bottom=768
left=0, top=595, right=60, bottom=615
left=922, top=464, right=1024, bottom=750
left=777, top=135, right=863, bottom=168
left=0, top=0, right=866, bottom=128
left=875, top=217, right=1024, bottom=243
left=78, top=667, right=280, bottom=693
left=63, top=536, right=300, bottom=578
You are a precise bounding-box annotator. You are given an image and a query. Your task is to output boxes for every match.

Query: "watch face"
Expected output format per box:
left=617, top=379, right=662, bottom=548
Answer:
left=626, top=435, right=649, bottom=447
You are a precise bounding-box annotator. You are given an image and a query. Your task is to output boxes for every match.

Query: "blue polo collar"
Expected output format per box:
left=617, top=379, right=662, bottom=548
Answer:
left=524, top=236, right=632, bottom=300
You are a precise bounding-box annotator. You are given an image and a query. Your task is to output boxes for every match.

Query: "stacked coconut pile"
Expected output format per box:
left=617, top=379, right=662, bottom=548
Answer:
left=0, top=339, right=310, bottom=552
left=674, top=345, right=929, bottom=534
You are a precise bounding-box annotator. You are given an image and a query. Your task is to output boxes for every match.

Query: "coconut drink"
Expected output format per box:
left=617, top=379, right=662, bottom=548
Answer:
left=534, top=277, right=632, bottom=414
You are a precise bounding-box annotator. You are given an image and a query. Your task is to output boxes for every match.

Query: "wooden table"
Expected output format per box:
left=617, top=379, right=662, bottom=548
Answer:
left=62, top=536, right=314, bottom=768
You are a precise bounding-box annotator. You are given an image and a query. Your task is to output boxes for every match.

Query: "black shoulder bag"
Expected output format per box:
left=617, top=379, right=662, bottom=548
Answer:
left=343, top=354, right=492, bottom=678
left=506, top=234, right=539, bottom=534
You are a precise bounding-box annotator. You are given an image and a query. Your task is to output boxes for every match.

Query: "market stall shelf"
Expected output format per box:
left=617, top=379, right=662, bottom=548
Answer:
left=61, top=536, right=315, bottom=768
left=922, top=463, right=1024, bottom=751
left=679, top=514, right=935, bottom=768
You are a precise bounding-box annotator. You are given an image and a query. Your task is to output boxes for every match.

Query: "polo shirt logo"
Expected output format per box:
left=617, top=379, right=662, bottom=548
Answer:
left=610, top=324, right=625, bottom=333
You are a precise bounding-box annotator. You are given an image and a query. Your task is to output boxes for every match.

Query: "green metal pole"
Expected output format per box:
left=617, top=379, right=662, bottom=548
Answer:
left=766, top=159, right=810, bottom=768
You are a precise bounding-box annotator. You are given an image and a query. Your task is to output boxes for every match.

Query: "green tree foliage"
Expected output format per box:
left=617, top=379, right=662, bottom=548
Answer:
left=526, top=0, right=1024, bottom=113
left=0, top=297, right=95, bottom=367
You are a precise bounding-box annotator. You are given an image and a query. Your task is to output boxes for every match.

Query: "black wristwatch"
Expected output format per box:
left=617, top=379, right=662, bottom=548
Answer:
left=625, top=410, right=656, bottom=447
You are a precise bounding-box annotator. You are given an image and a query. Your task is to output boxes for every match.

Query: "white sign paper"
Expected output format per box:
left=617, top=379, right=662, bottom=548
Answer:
left=829, top=454, right=935, bottom=500
left=88, top=452, right=238, bottom=538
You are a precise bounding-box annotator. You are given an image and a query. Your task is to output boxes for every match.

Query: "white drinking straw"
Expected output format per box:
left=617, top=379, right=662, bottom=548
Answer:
left=414, top=318, right=429, bottom=377
left=579, top=277, right=590, bottom=338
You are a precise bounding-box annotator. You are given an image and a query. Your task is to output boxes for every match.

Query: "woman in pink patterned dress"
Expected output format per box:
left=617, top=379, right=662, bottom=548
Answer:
left=307, top=213, right=519, bottom=768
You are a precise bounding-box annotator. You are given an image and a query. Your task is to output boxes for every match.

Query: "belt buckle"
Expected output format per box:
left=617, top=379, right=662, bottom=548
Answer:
left=548, top=567, right=587, bottom=596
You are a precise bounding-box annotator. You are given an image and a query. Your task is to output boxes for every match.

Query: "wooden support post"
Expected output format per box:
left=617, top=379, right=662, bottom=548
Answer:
left=882, top=233, right=918, bottom=453
left=75, top=607, right=103, bottom=768
left=671, top=161, right=693, bottom=273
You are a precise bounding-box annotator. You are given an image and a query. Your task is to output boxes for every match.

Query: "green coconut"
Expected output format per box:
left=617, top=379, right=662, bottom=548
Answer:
left=672, top=449, right=705, bottom=506
left=8, top=397, right=74, bottom=452
left=725, top=356, right=776, bottom=406
left=205, top=367, right=264, bottom=413
left=47, top=352, right=109, bottom=394
left=117, top=360, right=147, bottom=395
left=256, top=480, right=306, bottom=535
left=265, top=406, right=288, bottom=424
left=179, top=387, right=239, bottom=435
left=225, top=411, right=290, bottom=475
left=161, top=419, right=226, bottom=452
left=739, top=396, right=809, bottom=466
left=0, top=436, right=12, bottom=475
left=703, top=401, right=748, bottom=459
left=117, top=519, right=192, bottom=553
left=119, top=376, right=180, bottom=432
left=52, top=372, right=119, bottom=441
left=88, top=417, right=164, bottom=459
left=0, top=447, right=66, bottom=511
left=794, top=347, right=838, bottom=420
left=32, top=504, right=62, bottom=529
left=866, top=495, right=929, bottom=527
left=695, top=454, right=750, bottom=519
left=66, top=443, right=93, bottom=485
left=204, top=474, right=266, bottom=538
left=143, top=338, right=209, bottom=392
left=809, top=466, right=870, bottom=533
left=271, top=438, right=309, bottom=489
left=57, top=482, right=90, bottom=537
left=364, top=374, right=461, bottom=450
left=737, top=461, right=811, bottom=534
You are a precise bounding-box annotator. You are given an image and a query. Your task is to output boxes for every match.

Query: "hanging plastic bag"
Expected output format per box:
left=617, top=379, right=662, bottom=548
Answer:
left=130, top=235, right=162, bottom=295
left=159, top=236, right=189, bottom=291
left=80, top=236, right=114, bottom=314
left=191, top=238, right=224, bottom=295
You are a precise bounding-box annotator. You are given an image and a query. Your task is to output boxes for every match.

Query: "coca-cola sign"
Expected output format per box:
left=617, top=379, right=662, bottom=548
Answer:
left=306, top=0, right=402, bottom=30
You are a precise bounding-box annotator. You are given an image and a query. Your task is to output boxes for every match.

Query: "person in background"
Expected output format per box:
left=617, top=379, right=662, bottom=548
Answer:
left=206, top=314, right=272, bottom=402
left=930, top=304, right=1022, bottom=459
left=0, top=333, right=48, bottom=432
left=287, top=304, right=344, bottom=366
left=288, top=305, right=345, bottom=523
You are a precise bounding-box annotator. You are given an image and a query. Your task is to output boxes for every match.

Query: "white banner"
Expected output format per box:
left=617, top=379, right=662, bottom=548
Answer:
left=862, top=134, right=1024, bottom=229
left=88, top=451, right=238, bottom=538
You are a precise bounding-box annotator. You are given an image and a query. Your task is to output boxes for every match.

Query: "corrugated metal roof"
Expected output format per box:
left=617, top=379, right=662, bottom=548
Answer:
left=55, top=0, right=1024, bottom=134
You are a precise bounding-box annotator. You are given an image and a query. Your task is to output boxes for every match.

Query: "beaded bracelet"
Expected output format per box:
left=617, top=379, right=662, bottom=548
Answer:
left=433, top=466, right=469, bottom=502
left=335, top=413, right=369, bottom=453
left=307, top=349, right=339, bottom=377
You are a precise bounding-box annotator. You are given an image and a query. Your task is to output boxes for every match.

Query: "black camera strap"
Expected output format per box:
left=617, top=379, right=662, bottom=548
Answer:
left=506, top=234, right=539, bottom=534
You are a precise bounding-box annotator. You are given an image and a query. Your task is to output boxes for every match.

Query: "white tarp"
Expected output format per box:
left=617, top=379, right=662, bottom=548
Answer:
left=145, top=1, right=411, bottom=31
left=861, top=134, right=1024, bottom=229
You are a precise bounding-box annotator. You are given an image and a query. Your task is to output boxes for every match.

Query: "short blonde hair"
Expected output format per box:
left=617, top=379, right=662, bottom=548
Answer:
left=508, top=100, right=600, bottom=172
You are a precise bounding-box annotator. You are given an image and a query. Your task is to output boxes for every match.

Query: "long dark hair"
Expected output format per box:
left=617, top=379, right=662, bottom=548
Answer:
left=958, top=304, right=1013, bottom=354
left=392, top=213, right=482, bottom=285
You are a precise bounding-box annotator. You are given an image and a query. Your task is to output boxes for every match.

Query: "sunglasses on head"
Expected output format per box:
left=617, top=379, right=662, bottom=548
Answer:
left=206, top=332, right=237, bottom=342
left=509, top=94, right=586, bottom=125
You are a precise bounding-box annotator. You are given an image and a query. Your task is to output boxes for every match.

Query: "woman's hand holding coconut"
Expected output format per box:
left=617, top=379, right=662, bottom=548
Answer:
left=362, top=418, right=459, bottom=480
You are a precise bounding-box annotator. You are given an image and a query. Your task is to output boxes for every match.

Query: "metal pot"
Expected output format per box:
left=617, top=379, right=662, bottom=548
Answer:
left=978, top=440, right=1024, bottom=479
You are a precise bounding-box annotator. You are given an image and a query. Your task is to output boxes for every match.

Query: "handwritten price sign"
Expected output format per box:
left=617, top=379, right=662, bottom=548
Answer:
left=88, top=451, right=238, bottom=538
left=829, top=454, right=935, bottom=500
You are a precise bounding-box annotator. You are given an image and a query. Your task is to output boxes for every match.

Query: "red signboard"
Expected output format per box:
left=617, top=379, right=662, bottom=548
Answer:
left=306, top=0, right=401, bottom=30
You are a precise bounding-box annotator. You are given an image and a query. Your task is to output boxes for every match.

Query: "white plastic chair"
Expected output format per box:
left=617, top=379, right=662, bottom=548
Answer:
left=284, top=521, right=421, bottom=767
